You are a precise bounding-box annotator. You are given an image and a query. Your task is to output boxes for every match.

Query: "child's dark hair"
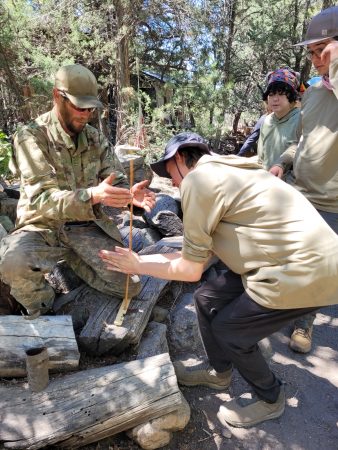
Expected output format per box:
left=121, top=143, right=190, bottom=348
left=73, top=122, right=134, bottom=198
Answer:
left=263, top=81, right=298, bottom=103
left=177, top=146, right=210, bottom=168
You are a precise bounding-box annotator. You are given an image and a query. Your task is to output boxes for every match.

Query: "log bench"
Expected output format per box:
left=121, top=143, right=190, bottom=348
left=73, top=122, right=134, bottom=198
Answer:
left=0, top=353, right=183, bottom=450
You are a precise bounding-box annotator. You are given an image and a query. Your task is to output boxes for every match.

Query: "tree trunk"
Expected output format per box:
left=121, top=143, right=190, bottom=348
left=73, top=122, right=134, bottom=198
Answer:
left=113, top=0, right=132, bottom=145
left=232, top=111, right=242, bottom=134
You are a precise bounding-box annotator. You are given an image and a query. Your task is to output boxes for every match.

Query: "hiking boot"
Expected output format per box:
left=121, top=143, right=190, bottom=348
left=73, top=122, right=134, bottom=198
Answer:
left=289, top=325, right=313, bottom=353
left=217, top=385, right=285, bottom=428
left=173, top=359, right=231, bottom=390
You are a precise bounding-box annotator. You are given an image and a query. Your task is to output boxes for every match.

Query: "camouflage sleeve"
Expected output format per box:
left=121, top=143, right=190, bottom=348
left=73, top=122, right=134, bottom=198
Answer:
left=14, top=127, right=97, bottom=222
left=98, top=134, right=129, bottom=189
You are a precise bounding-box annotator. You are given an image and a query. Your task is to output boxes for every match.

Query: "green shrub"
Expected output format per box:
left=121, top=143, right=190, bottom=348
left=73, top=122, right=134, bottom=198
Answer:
left=0, top=131, right=13, bottom=178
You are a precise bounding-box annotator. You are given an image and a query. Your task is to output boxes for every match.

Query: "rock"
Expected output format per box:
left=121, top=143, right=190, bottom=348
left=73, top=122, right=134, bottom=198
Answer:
left=151, top=306, right=169, bottom=323
left=4, top=185, right=20, bottom=199
left=143, top=194, right=183, bottom=237
left=46, top=261, right=83, bottom=294
left=0, top=197, right=18, bottom=224
left=136, top=322, right=169, bottom=359
left=169, top=293, right=204, bottom=355
left=0, top=223, right=7, bottom=241
left=144, top=193, right=179, bottom=221
left=258, top=337, right=274, bottom=361
left=221, top=427, right=232, bottom=439
left=141, top=227, right=163, bottom=247
left=0, top=280, right=20, bottom=315
left=0, top=214, right=14, bottom=232
left=115, top=145, right=153, bottom=185
left=119, top=226, right=162, bottom=251
left=149, top=211, right=183, bottom=237
left=119, top=226, right=148, bottom=252
left=127, top=392, right=190, bottom=450
left=123, top=213, right=148, bottom=229
left=149, top=173, right=179, bottom=198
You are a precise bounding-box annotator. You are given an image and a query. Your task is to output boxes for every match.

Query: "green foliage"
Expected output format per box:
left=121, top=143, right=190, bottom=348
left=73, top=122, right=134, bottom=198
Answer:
left=0, top=0, right=326, bottom=153
left=0, top=131, right=13, bottom=178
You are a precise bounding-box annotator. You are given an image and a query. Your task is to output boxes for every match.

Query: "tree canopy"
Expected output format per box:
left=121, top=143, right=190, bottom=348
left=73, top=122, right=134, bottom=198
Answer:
left=0, top=0, right=333, bottom=166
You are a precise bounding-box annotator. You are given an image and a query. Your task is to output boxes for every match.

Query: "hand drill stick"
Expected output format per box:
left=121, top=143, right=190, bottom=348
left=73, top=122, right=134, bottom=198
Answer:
left=114, top=158, right=134, bottom=326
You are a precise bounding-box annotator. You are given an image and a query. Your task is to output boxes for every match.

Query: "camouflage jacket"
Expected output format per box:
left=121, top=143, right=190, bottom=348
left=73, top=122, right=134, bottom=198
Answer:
left=11, top=108, right=128, bottom=243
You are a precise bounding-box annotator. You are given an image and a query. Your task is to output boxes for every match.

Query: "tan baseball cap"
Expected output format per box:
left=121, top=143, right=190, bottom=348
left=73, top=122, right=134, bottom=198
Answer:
left=54, top=64, right=103, bottom=108
left=295, top=6, right=338, bottom=46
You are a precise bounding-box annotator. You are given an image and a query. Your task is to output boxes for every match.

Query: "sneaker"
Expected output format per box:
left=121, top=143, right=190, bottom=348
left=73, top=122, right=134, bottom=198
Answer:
left=217, top=385, right=285, bottom=428
left=289, top=325, right=313, bottom=353
left=173, top=359, right=231, bottom=390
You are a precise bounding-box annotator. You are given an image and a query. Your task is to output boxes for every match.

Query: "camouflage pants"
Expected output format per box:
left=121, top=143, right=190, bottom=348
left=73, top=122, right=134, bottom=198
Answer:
left=0, top=223, right=141, bottom=316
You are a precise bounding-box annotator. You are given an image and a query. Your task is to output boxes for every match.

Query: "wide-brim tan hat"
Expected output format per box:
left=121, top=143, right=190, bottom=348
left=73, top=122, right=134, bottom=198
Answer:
left=55, top=64, right=103, bottom=108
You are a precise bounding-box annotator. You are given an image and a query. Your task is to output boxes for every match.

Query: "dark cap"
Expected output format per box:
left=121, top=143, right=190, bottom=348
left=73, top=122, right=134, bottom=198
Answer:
left=151, top=132, right=210, bottom=178
left=295, top=6, right=338, bottom=46
left=54, top=64, right=103, bottom=109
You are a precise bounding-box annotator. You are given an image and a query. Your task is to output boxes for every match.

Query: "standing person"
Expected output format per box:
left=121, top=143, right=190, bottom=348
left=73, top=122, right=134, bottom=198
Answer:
left=0, top=64, right=155, bottom=318
left=270, top=6, right=338, bottom=353
left=99, top=132, right=338, bottom=428
left=237, top=107, right=267, bottom=157
left=257, top=67, right=301, bottom=170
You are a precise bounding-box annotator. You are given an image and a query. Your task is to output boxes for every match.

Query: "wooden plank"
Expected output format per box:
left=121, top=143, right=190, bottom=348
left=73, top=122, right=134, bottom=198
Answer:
left=0, top=353, right=183, bottom=450
left=0, top=315, right=80, bottom=377
left=74, top=244, right=177, bottom=355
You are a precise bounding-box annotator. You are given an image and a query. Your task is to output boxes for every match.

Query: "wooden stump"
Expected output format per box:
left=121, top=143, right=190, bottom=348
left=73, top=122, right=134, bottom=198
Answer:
left=0, top=315, right=80, bottom=377
left=0, top=353, right=184, bottom=450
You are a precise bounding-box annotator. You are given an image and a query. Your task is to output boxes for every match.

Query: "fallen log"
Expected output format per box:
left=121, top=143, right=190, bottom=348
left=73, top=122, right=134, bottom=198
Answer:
left=0, top=353, right=184, bottom=450
left=0, top=315, right=80, bottom=377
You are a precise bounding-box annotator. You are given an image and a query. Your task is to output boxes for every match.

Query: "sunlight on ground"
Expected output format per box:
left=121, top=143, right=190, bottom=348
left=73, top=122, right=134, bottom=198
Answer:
left=315, top=312, right=338, bottom=327
left=272, top=346, right=338, bottom=387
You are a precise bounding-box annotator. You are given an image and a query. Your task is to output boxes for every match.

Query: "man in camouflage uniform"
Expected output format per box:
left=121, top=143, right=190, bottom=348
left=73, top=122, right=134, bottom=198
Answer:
left=0, top=64, right=155, bottom=318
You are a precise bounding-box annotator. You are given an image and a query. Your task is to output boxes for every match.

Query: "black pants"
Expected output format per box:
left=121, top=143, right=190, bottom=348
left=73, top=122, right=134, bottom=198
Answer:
left=194, top=269, right=318, bottom=403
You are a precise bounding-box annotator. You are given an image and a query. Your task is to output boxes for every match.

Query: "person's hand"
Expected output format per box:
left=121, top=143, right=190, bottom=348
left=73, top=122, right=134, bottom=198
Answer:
left=98, top=247, right=139, bottom=274
left=131, top=180, right=156, bottom=212
left=91, top=173, right=132, bottom=207
left=269, top=165, right=284, bottom=178
left=321, top=41, right=338, bottom=65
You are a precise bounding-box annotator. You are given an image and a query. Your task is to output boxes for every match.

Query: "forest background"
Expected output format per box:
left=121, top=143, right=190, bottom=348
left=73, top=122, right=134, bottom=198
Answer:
left=0, top=0, right=335, bottom=177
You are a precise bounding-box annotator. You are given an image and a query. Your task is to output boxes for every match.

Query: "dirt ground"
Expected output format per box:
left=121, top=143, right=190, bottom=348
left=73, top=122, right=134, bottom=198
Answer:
left=74, top=303, right=338, bottom=450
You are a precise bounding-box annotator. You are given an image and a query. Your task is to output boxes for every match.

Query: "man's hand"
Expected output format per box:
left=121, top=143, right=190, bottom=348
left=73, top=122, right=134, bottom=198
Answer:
left=269, top=165, right=284, bottom=178
left=131, top=180, right=156, bottom=212
left=91, top=173, right=132, bottom=207
left=321, top=41, right=338, bottom=65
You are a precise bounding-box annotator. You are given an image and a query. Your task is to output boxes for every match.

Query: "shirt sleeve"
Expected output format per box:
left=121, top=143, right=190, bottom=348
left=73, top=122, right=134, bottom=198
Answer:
left=181, top=168, right=227, bottom=262
left=275, top=113, right=302, bottom=170
left=329, top=57, right=338, bottom=100
left=237, top=115, right=265, bottom=156
left=14, top=127, right=96, bottom=222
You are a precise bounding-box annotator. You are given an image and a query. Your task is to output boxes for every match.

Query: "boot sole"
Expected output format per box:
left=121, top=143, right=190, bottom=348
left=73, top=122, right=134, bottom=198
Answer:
left=217, top=404, right=285, bottom=428
left=289, top=342, right=311, bottom=353
left=178, top=380, right=230, bottom=390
